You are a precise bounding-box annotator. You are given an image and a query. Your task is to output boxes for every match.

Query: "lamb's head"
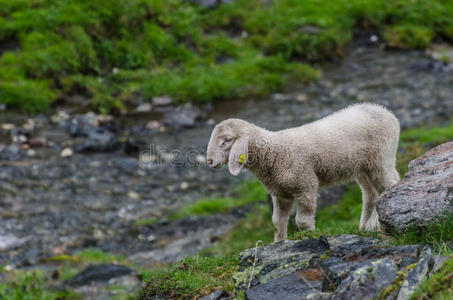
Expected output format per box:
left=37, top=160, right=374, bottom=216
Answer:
left=206, top=119, right=250, bottom=176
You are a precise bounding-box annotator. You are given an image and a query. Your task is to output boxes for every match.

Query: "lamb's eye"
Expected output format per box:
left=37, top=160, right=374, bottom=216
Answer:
left=225, top=137, right=232, bottom=142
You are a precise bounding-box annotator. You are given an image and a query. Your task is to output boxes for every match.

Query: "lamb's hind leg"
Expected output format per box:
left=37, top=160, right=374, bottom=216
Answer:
left=356, top=175, right=379, bottom=231
left=272, top=196, right=293, bottom=242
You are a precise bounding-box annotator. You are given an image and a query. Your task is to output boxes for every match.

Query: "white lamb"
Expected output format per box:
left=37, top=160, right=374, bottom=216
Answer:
left=206, top=103, right=400, bottom=242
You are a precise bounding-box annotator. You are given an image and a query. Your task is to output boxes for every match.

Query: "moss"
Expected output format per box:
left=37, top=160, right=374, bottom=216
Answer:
left=384, top=25, right=434, bottom=49
left=134, top=217, right=158, bottom=227
left=137, top=255, right=238, bottom=299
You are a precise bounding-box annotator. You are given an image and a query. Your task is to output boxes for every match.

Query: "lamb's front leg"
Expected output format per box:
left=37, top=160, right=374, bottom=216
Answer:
left=294, top=190, right=317, bottom=231
left=271, top=196, right=293, bottom=242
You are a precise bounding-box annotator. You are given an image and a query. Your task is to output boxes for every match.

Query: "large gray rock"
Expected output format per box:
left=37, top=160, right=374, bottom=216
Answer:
left=376, top=141, right=453, bottom=233
left=233, top=235, right=446, bottom=300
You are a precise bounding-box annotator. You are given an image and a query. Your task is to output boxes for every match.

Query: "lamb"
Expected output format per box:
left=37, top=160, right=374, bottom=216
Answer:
left=206, top=103, right=400, bottom=242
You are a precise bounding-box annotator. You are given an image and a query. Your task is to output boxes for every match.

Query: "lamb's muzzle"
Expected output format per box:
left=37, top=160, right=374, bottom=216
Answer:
left=206, top=104, right=400, bottom=242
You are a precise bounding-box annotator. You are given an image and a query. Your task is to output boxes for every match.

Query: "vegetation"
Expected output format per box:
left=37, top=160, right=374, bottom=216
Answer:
left=411, top=258, right=453, bottom=300
left=0, top=269, right=81, bottom=300
left=169, top=180, right=266, bottom=219
left=137, top=255, right=238, bottom=299
left=1, top=0, right=453, bottom=112
left=0, top=248, right=134, bottom=300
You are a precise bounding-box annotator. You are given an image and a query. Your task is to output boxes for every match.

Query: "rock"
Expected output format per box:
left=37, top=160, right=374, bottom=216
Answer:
left=163, top=104, right=204, bottom=128
left=28, top=136, right=47, bottom=148
left=198, top=290, right=228, bottom=300
left=334, top=258, right=397, bottom=300
left=233, top=235, right=445, bottom=300
left=60, top=147, right=73, bottom=157
left=75, top=128, right=119, bottom=153
left=185, top=0, right=233, bottom=8
left=245, top=270, right=323, bottom=300
left=152, top=96, right=173, bottom=107
left=1, top=123, right=15, bottom=132
left=397, top=252, right=431, bottom=300
left=0, top=144, right=22, bottom=160
left=271, top=93, right=292, bottom=102
left=66, top=264, right=134, bottom=287
left=135, top=103, right=152, bottom=113
left=180, top=181, right=189, bottom=190
left=376, top=141, right=453, bottom=233
left=124, top=138, right=148, bottom=155
left=50, top=111, right=70, bottom=123
left=0, top=235, right=27, bottom=251
left=145, top=120, right=161, bottom=130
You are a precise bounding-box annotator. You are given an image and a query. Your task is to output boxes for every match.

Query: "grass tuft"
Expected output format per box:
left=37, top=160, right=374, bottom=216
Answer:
left=168, top=180, right=266, bottom=220
left=137, top=255, right=238, bottom=300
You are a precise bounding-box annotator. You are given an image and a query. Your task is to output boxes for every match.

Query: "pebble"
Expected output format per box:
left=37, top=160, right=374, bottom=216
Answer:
left=127, top=191, right=141, bottom=201
left=1, top=123, right=15, bottom=132
left=50, top=111, right=70, bottom=123
left=152, top=96, right=173, bottom=107
left=180, top=181, right=189, bottom=190
left=61, top=147, right=73, bottom=157
left=29, top=136, right=47, bottom=148
left=145, top=120, right=160, bottom=130
left=26, top=149, right=36, bottom=157
left=135, top=103, right=152, bottom=113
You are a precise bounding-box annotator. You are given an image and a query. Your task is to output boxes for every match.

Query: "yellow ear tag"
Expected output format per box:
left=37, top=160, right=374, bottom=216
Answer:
left=238, top=153, right=246, bottom=164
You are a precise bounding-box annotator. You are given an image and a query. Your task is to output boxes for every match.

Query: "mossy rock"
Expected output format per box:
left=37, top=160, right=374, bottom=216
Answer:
left=384, top=25, right=434, bottom=49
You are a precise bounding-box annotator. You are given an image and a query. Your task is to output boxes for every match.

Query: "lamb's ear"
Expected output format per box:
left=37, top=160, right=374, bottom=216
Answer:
left=228, top=136, right=249, bottom=176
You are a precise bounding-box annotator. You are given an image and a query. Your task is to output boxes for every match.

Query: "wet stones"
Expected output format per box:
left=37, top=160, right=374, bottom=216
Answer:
left=376, top=141, right=453, bottom=233
left=185, top=0, right=233, bottom=9
left=64, top=264, right=141, bottom=300
left=60, top=113, right=120, bottom=153
left=162, top=104, right=205, bottom=128
left=234, top=234, right=446, bottom=300
left=66, top=264, right=134, bottom=287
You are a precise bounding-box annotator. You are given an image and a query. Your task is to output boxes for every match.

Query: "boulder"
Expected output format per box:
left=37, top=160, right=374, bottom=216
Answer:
left=233, top=235, right=446, bottom=300
left=376, top=141, right=453, bottom=233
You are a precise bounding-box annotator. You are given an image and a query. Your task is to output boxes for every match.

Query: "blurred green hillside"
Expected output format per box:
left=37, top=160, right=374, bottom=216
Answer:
left=0, top=0, right=452, bottom=112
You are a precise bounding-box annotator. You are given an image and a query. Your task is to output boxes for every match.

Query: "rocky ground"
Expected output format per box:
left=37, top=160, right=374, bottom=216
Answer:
left=233, top=234, right=447, bottom=300
left=1, top=42, right=453, bottom=298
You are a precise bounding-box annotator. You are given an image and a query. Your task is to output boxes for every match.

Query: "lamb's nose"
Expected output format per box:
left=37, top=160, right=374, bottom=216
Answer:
left=208, top=158, right=213, bottom=166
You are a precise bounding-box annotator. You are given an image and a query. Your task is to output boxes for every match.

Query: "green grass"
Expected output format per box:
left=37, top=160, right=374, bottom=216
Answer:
left=1, top=0, right=453, bottom=112
left=164, top=180, right=267, bottom=220
left=397, top=121, right=453, bottom=175
left=46, top=248, right=125, bottom=264
left=137, top=255, right=238, bottom=299
left=392, top=215, right=453, bottom=255
left=411, top=258, right=453, bottom=300
left=0, top=269, right=81, bottom=300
